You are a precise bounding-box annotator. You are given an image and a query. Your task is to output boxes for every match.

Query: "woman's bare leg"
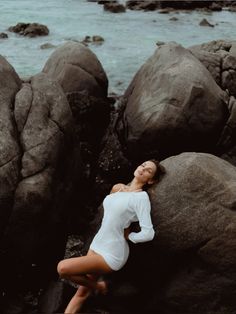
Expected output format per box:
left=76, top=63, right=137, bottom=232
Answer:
left=63, top=274, right=108, bottom=313
left=58, top=250, right=112, bottom=313
left=64, top=274, right=99, bottom=314
left=57, top=252, right=112, bottom=277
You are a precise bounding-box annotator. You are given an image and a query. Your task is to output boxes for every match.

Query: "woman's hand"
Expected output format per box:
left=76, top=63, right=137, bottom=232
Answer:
left=124, top=227, right=131, bottom=240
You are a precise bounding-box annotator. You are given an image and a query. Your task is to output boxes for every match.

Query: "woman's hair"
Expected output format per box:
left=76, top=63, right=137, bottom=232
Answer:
left=148, top=158, right=166, bottom=182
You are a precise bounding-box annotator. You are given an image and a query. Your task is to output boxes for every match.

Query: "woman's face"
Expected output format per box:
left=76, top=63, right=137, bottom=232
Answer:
left=134, top=160, right=157, bottom=184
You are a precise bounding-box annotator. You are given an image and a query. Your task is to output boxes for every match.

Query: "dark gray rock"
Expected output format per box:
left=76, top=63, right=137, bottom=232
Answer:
left=65, top=91, right=111, bottom=155
left=0, top=32, right=8, bottom=39
left=190, top=39, right=233, bottom=54
left=40, top=43, right=56, bottom=49
left=81, top=35, right=105, bottom=46
left=188, top=44, right=222, bottom=87
left=159, top=0, right=215, bottom=10
left=222, top=49, right=236, bottom=96
left=43, top=41, right=108, bottom=98
left=8, top=22, right=49, bottom=37
left=147, top=152, right=236, bottom=313
left=209, top=2, right=222, bottom=11
left=228, top=6, right=236, bottom=11
left=199, top=18, right=215, bottom=27
left=126, top=0, right=160, bottom=11
left=169, top=16, right=178, bottom=20
left=38, top=280, right=75, bottom=314
left=189, top=40, right=236, bottom=97
left=126, top=0, right=217, bottom=11
left=42, top=41, right=112, bottom=228
left=1, top=72, right=81, bottom=294
left=103, top=2, right=126, bottom=13
left=156, top=40, right=165, bottom=46
left=217, top=95, right=236, bottom=165
left=98, top=0, right=117, bottom=4
left=188, top=40, right=236, bottom=165
left=116, top=42, right=229, bottom=161
left=0, top=55, right=21, bottom=239
left=158, top=8, right=173, bottom=13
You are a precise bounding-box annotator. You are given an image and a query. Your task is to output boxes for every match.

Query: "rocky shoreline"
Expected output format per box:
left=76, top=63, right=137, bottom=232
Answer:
left=1, top=37, right=236, bottom=313
left=94, top=0, right=236, bottom=13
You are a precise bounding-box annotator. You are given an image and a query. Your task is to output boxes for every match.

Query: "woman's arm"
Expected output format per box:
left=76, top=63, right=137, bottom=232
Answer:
left=128, top=196, right=155, bottom=243
left=124, top=227, right=131, bottom=240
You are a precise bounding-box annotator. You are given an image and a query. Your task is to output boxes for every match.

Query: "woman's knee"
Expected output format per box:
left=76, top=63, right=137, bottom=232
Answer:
left=57, top=260, right=69, bottom=278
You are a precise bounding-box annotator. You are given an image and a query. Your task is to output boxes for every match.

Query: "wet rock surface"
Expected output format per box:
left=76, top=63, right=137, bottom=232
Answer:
left=8, top=22, right=49, bottom=37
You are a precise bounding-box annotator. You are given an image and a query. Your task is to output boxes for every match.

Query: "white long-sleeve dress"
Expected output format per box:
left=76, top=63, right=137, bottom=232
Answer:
left=89, top=189, right=155, bottom=271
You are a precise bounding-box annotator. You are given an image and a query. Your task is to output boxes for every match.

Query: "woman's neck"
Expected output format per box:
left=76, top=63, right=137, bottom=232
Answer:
left=127, top=178, right=143, bottom=191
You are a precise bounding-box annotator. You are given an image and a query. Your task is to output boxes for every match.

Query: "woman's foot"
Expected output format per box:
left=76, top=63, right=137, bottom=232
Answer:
left=96, top=280, right=108, bottom=295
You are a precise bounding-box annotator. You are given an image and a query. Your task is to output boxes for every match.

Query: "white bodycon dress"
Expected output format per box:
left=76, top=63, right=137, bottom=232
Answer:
left=89, top=189, right=155, bottom=271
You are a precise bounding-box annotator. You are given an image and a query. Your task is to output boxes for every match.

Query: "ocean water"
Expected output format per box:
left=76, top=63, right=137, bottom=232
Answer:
left=0, top=0, right=236, bottom=94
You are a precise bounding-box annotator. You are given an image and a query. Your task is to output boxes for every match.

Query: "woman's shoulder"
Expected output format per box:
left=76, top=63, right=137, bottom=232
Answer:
left=110, top=183, right=126, bottom=193
left=136, top=190, right=149, bottom=199
left=129, top=191, right=151, bottom=212
left=133, top=191, right=151, bottom=207
left=130, top=190, right=149, bottom=202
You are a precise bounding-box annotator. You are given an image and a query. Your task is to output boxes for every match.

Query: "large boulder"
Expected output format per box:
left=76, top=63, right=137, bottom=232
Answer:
left=86, top=152, right=236, bottom=313
left=43, top=42, right=111, bottom=208
left=42, top=41, right=108, bottom=98
left=148, top=152, right=236, bottom=313
left=117, top=42, right=228, bottom=161
left=1, top=72, right=82, bottom=295
left=0, top=55, right=21, bottom=239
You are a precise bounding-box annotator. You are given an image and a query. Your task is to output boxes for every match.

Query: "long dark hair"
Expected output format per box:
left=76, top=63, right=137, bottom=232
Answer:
left=149, top=158, right=166, bottom=181
left=142, top=158, right=166, bottom=190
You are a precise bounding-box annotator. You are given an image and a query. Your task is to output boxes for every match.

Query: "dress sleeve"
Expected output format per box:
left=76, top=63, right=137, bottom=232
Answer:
left=128, top=194, right=155, bottom=243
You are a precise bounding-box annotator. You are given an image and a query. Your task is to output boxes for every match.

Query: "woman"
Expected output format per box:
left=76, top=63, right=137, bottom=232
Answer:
left=57, top=159, right=165, bottom=313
